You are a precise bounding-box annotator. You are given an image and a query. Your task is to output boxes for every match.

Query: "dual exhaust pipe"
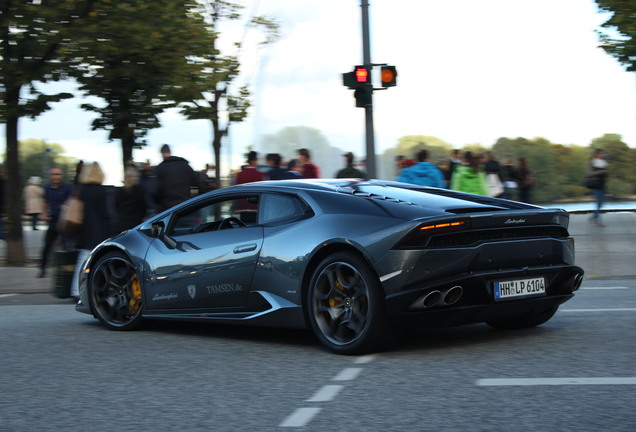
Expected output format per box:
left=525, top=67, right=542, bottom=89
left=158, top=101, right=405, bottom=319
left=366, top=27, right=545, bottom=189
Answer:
left=421, top=285, right=463, bottom=308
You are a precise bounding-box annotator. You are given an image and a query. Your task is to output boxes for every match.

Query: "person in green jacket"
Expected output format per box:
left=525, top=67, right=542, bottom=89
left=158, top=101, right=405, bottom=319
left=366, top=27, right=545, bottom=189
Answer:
left=450, top=151, right=488, bottom=196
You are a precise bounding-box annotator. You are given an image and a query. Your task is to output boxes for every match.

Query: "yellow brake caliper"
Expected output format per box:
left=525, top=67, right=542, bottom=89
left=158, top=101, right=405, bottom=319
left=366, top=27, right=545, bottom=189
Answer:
left=329, top=279, right=345, bottom=308
left=129, top=274, right=142, bottom=312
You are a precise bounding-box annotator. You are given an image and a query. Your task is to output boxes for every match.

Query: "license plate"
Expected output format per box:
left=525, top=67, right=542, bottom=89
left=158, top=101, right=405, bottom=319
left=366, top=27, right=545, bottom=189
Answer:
left=494, top=277, right=545, bottom=301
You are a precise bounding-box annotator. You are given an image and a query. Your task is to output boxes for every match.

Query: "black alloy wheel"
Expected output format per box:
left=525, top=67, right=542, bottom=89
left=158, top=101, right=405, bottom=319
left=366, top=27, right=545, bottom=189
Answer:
left=307, top=252, right=395, bottom=355
left=88, top=251, right=143, bottom=331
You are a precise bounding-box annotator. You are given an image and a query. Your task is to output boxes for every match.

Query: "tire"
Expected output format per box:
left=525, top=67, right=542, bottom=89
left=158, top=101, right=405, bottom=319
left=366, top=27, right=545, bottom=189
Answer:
left=307, top=252, right=396, bottom=355
left=88, top=251, right=143, bottom=331
left=486, top=306, right=559, bottom=330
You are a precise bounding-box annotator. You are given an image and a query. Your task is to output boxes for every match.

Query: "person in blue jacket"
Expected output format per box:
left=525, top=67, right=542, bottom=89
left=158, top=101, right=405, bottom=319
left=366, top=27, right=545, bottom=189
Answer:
left=397, top=149, right=445, bottom=188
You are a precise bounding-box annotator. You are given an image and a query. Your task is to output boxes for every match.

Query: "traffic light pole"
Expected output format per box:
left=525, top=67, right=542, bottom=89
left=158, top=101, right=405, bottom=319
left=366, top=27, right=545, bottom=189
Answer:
left=360, top=0, right=377, bottom=179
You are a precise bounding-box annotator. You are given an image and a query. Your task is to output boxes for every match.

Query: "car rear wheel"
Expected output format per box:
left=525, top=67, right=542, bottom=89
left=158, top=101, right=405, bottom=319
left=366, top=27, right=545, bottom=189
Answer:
left=88, top=251, right=143, bottom=331
left=486, top=306, right=559, bottom=330
left=307, top=252, right=395, bottom=355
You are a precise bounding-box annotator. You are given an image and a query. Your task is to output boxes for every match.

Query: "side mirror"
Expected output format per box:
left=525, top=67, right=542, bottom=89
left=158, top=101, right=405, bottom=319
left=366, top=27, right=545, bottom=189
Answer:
left=150, top=222, right=164, bottom=238
left=151, top=221, right=178, bottom=249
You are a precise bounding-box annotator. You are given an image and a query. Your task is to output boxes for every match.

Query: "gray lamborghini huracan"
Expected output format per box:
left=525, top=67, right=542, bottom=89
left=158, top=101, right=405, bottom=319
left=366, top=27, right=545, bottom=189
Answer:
left=76, top=179, right=584, bottom=354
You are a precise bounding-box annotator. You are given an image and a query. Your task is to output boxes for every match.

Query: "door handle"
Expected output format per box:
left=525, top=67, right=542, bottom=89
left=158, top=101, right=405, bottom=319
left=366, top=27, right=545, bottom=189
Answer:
left=233, top=243, right=257, bottom=254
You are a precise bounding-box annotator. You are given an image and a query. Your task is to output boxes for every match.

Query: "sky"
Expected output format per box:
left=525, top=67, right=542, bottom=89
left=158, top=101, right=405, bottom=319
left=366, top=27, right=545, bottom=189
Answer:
left=2, top=0, right=635, bottom=185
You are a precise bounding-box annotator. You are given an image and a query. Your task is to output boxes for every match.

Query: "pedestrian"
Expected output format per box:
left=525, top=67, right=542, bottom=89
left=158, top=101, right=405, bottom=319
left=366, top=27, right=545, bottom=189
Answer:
left=39, top=167, right=72, bottom=278
left=265, top=153, right=296, bottom=180
left=115, top=165, right=148, bottom=232
left=501, top=157, right=518, bottom=199
left=235, top=151, right=265, bottom=184
left=445, top=149, right=462, bottom=188
left=450, top=151, right=488, bottom=195
left=199, top=164, right=219, bottom=192
left=152, top=144, right=202, bottom=213
left=394, top=155, right=406, bottom=180
left=23, top=176, right=44, bottom=230
left=585, top=148, right=609, bottom=226
left=139, top=159, right=157, bottom=217
left=336, top=152, right=366, bottom=179
left=515, top=157, right=535, bottom=204
left=297, top=148, right=320, bottom=178
left=73, top=160, right=84, bottom=184
left=69, top=162, right=113, bottom=301
left=483, top=151, right=505, bottom=198
left=397, top=149, right=445, bottom=188
left=287, top=159, right=305, bottom=178
left=0, top=169, right=5, bottom=240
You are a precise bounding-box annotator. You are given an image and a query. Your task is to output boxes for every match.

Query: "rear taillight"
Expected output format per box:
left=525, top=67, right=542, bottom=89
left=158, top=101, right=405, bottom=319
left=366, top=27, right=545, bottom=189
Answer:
left=395, top=219, right=468, bottom=249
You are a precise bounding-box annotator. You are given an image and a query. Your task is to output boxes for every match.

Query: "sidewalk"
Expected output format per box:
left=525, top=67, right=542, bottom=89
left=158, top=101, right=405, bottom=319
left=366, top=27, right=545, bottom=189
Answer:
left=1, top=211, right=635, bottom=295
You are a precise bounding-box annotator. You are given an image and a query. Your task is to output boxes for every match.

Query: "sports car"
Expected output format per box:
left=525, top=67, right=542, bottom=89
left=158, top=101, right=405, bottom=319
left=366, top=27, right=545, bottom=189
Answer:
left=76, top=179, right=584, bottom=354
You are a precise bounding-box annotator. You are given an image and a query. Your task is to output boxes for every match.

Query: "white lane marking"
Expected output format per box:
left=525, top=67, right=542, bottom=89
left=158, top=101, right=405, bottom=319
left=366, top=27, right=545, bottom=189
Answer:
left=279, top=407, right=322, bottom=428
left=0, top=294, right=18, bottom=298
left=581, top=286, right=628, bottom=290
left=306, top=385, right=344, bottom=402
left=561, top=308, right=636, bottom=312
left=280, top=357, right=377, bottom=428
left=477, top=377, right=636, bottom=386
left=354, top=354, right=378, bottom=364
left=333, top=367, right=363, bottom=381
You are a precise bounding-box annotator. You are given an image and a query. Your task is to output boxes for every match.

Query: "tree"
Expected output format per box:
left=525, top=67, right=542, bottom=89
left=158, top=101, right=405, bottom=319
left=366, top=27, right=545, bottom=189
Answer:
left=595, top=1, right=636, bottom=71
left=69, top=0, right=212, bottom=168
left=1, top=1, right=97, bottom=263
left=12, top=139, right=76, bottom=187
left=179, top=0, right=279, bottom=187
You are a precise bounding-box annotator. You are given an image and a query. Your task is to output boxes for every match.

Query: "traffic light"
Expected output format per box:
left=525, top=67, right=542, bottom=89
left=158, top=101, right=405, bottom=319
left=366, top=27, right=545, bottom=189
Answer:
left=343, top=65, right=371, bottom=89
left=343, top=65, right=372, bottom=107
left=354, top=85, right=372, bottom=108
left=380, top=65, right=397, bottom=87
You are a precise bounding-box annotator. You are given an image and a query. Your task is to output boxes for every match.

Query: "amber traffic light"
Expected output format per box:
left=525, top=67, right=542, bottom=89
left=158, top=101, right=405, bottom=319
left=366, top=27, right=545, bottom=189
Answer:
left=380, top=65, right=397, bottom=87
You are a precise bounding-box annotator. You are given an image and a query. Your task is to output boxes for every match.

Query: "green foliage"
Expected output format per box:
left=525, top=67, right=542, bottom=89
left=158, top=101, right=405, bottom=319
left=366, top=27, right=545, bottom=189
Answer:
left=1, top=0, right=98, bottom=262
left=68, top=0, right=212, bottom=165
left=595, top=0, right=636, bottom=71
left=177, top=0, right=280, bottom=185
left=0, top=1, right=90, bottom=121
left=11, top=139, right=77, bottom=187
left=394, top=135, right=453, bottom=163
left=382, top=133, right=636, bottom=203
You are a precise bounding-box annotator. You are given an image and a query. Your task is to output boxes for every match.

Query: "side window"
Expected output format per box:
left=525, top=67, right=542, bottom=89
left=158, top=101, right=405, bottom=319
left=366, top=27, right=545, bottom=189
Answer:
left=170, top=195, right=259, bottom=235
left=261, top=193, right=305, bottom=224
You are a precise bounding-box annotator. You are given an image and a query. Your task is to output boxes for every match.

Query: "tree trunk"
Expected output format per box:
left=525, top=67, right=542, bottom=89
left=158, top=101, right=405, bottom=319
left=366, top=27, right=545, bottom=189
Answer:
left=211, top=116, right=223, bottom=187
left=4, top=84, right=26, bottom=264
left=121, top=130, right=136, bottom=171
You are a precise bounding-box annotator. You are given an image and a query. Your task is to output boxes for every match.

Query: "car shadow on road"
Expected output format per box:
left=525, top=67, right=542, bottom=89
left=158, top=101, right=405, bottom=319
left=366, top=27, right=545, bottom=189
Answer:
left=390, top=322, right=557, bottom=354
left=142, top=319, right=322, bottom=350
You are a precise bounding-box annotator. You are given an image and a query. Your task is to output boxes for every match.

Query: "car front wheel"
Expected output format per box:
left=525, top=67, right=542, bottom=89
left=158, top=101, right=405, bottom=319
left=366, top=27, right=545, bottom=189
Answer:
left=88, top=251, right=143, bottom=331
left=307, top=252, right=395, bottom=355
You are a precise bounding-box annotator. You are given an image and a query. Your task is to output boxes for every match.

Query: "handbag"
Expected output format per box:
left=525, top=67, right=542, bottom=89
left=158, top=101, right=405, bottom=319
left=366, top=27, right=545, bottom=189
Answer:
left=583, top=169, right=599, bottom=189
left=57, top=187, right=84, bottom=235
left=584, top=177, right=599, bottom=189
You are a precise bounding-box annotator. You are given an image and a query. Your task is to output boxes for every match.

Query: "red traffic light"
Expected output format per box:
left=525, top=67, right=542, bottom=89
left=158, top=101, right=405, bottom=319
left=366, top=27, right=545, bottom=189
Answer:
left=342, top=65, right=371, bottom=89
left=355, top=66, right=370, bottom=83
left=380, top=66, right=397, bottom=87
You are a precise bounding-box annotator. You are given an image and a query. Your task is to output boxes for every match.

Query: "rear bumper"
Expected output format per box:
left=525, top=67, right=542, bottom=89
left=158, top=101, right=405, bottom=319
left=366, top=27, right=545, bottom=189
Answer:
left=385, top=264, right=584, bottom=321
left=401, top=293, right=573, bottom=329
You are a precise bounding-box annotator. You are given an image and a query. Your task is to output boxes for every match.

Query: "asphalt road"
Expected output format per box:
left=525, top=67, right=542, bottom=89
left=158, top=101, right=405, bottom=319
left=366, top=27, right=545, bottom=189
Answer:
left=1, top=278, right=634, bottom=431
